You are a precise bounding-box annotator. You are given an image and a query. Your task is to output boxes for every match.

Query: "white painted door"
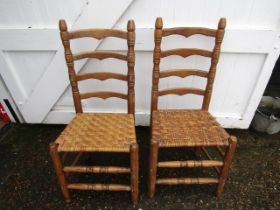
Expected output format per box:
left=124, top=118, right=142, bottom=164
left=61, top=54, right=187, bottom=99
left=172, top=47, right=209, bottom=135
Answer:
left=0, top=0, right=280, bottom=128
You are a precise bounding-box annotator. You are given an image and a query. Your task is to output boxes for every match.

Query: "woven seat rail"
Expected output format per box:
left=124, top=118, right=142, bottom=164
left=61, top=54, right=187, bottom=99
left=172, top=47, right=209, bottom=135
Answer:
left=151, top=17, right=226, bottom=111
left=162, top=27, right=217, bottom=38
left=59, top=19, right=135, bottom=114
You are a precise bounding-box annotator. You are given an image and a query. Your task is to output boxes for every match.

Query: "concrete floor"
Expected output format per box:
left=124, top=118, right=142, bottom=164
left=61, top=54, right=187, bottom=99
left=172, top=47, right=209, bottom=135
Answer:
left=0, top=124, right=279, bottom=210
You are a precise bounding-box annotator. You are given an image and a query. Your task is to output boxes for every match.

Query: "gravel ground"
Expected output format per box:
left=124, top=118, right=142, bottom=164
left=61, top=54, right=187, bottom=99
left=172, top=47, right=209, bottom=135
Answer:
left=0, top=124, right=279, bottom=210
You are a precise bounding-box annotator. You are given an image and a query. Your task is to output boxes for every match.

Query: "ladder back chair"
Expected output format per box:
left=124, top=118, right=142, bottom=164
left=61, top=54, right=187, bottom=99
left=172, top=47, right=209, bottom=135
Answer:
left=49, top=19, right=139, bottom=205
left=148, top=17, right=237, bottom=199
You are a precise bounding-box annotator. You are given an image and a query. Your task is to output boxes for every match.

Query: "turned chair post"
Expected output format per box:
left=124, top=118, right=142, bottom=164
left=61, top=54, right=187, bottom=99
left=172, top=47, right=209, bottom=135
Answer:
left=127, top=20, right=136, bottom=115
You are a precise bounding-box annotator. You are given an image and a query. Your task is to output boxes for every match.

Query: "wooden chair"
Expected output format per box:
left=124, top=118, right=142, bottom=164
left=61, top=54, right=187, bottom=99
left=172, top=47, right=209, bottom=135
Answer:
left=148, top=17, right=237, bottom=199
left=49, top=19, right=139, bottom=205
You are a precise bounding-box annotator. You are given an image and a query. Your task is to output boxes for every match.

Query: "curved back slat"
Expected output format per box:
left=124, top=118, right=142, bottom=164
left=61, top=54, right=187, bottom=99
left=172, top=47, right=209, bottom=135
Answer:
left=67, top=29, right=127, bottom=40
left=59, top=19, right=135, bottom=115
left=151, top=17, right=226, bottom=112
left=73, top=51, right=127, bottom=61
left=80, top=91, right=128, bottom=100
left=163, top=27, right=216, bottom=38
left=77, top=72, right=127, bottom=81
left=158, top=88, right=205, bottom=96
left=159, top=69, right=208, bottom=78
left=161, top=48, right=212, bottom=58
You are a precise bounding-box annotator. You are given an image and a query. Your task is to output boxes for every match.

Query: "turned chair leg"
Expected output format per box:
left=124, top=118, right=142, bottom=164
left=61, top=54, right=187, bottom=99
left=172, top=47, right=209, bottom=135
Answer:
left=216, top=136, right=237, bottom=198
left=49, top=143, right=71, bottom=202
left=130, top=144, right=139, bottom=206
left=148, top=140, right=159, bottom=198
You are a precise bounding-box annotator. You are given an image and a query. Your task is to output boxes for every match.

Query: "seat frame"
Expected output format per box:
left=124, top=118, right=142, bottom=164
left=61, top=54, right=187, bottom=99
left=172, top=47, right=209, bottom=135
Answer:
left=148, top=17, right=237, bottom=199
left=49, top=19, right=139, bottom=206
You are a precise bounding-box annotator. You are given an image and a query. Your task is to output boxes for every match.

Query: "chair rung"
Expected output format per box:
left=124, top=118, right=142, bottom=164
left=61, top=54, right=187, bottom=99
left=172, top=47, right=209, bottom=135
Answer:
left=63, top=166, right=130, bottom=173
left=156, top=178, right=219, bottom=185
left=68, top=183, right=131, bottom=191
left=158, top=160, right=223, bottom=168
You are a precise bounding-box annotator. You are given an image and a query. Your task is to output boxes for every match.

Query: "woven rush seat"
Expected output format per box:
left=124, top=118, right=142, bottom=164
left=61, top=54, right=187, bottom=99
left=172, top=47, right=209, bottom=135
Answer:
left=55, top=113, right=136, bottom=152
left=152, top=110, right=229, bottom=147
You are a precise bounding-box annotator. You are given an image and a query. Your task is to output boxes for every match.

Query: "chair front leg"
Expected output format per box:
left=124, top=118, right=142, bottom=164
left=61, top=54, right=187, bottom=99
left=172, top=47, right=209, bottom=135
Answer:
left=130, top=143, right=139, bottom=206
left=216, top=136, right=237, bottom=198
left=148, top=140, right=159, bottom=198
left=49, top=143, right=71, bottom=202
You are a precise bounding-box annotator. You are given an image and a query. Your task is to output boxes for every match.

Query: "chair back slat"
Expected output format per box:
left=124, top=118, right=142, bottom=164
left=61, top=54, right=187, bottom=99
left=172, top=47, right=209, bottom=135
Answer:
left=80, top=91, right=128, bottom=100
left=76, top=72, right=127, bottom=81
left=158, top=88, right=205, bottom=97
left=73, top=51, right=127, bottom=61
left=160, top=69, right=208, bottom=79
left=59, top=19, right=135, bottom=114
left=162, top=27, right=216, bottom=38
left=161, top=48, right=212, bottom=58
left=151, top=17, right=226, bottom=112
left=67, top=29, right=127, bottom=40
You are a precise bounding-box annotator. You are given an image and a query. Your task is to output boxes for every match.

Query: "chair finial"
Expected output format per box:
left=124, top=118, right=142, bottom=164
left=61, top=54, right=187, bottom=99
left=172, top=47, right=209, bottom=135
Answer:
left=155, top=17, right=163, bottom=29
left=127, top=19, right=135, bottom=31
left=59, top=19, right=68, bottom=32
left=218, top=18, right=226, bottom=30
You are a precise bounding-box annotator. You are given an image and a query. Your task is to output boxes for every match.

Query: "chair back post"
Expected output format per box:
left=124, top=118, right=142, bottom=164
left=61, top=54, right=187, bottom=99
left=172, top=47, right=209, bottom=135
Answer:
left=151, top=17, right=163, bottom=112
left=59, top=19, right=83, bottom=113
left=202, top=18, right=226, bottom=110
left=127, top=20, right=136, bottom=115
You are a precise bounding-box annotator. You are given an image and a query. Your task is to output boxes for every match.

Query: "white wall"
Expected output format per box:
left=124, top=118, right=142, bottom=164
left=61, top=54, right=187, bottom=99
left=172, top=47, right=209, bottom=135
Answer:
left=0, top=0, right=280, bottom=128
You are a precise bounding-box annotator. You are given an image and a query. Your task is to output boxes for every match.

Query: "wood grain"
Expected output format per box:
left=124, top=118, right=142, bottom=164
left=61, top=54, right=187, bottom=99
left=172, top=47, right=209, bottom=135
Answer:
left=156, top=178, right=219, bottom=185
left=67, top=29, right=127, bottom=40
left=158, top=88, right=205, bottom=96
left=163, top=27, right=216, bottom=37
left=159, top=69, right=208, bottom=78
left=63, top=166, right=130, bottom=173
left=161, top=48, right=212, bottom=58
left=80, top=91, right=128, bottom=100
left=73, top=51, right=127, bottom=61
left=77, top=72, right=127, bottom=81
left=157, top=160, right=223, bottom=168
left=67, top=183, right=131, bottom=191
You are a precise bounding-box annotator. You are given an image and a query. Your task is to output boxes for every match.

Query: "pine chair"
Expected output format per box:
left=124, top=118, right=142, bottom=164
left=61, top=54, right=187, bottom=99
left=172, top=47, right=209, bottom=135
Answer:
left=49, top=19, right=139, bottom=205
left=148, top=17, right=237, bottom=199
